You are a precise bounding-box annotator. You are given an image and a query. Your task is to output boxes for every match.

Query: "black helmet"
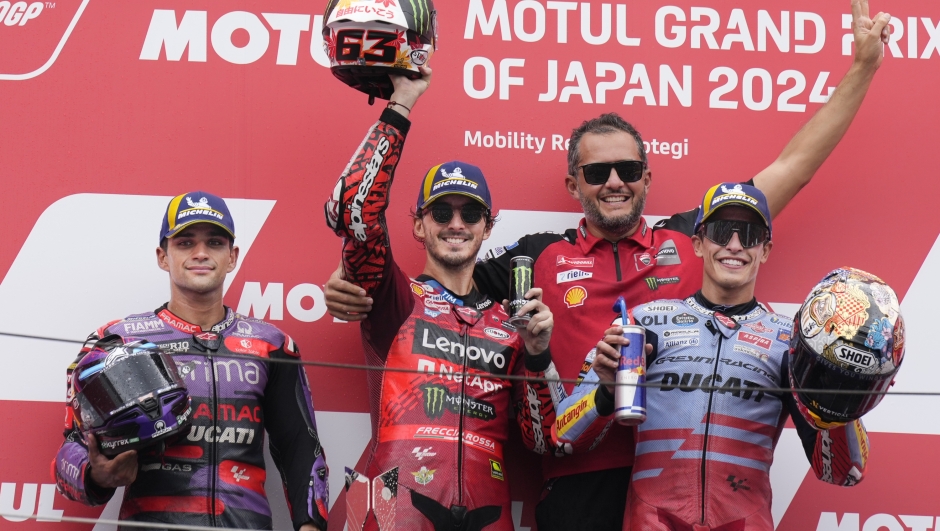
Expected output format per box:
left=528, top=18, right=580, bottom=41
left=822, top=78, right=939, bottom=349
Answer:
left=789, top=268, right=905, bottom=428
left=323, top=0, right=437, bottom=102
left=70, top=335, right=192, bottom=456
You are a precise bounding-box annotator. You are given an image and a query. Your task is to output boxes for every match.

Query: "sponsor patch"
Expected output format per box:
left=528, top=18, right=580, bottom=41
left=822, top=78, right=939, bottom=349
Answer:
left=644, top=304, right=677, bottom=313
left=484, top=327, right=510, bottom=341
left=664, top=337, right=699, bottom=348
left=743, top=322, right=773, bottom=333
left=557, top=269, right=593, bottom=284
left=490, top=460, right=504, bottom=481
left=634, top=252, right=655, bottom=272
left=556, top=256, right=594, bottom=268
left=564, top=286, right=588, bottom=308
left=411, top=466, right=436, bottom=486
left=411, top=283, right=426, bottom=297
left=662, top=329, right=700, bottom=338
left=826, top=343, right=878, bottom=371
left=412, top=447, right=436, bottom=460
left=413, top=321, right=509, bottom=373
left=672, top=313, right=699, bottom=326
left=424, top=308, right=440, bottom=318
left=655, top=240, right=682, bottom=266
left=645, top=276, right=680, bottom=290
left=776, top=328, right=792, bottom=343
left=738, top=332, right=772, bottom=351
left=733, top=344, right=770, bottom=362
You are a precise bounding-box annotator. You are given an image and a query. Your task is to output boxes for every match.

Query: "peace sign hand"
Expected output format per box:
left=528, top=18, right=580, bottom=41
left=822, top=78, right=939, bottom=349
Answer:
left=851, top=0, right=891, bottom=69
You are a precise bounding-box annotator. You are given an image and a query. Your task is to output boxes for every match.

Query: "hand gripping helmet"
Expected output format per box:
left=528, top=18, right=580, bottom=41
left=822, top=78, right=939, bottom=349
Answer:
left=69, top=335, right=192, bottom=456
left=323, top=0, right=437, bottom=102
left=789, top=268, right=905, bottom=429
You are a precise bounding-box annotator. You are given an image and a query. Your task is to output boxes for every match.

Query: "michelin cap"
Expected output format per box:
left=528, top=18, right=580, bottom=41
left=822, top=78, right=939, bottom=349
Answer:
left=159, top=191, right=236, bottom=242
left=693, top=182, right=772, bottom=238
left=416, top=161, right=492, bottom=211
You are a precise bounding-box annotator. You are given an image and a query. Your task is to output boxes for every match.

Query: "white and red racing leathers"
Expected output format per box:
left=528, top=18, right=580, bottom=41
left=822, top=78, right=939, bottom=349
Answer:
left=553, top=294, right=869, bottom=530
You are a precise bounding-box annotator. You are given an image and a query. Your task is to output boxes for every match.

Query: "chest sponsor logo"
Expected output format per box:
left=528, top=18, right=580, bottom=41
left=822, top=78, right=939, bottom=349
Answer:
left=424, top=308, right=440, bottom=318
left=659, top=372, right=766, bottom=402
left=557, top=269, right=593, bottom=284
left=776, top=328, right=792, bottom=343
left=733, top=344, right=770, bottom=362
left=176, top=358, right=263, bottom=385
left=411, top=466, right=436, bottom=486
left=187, top=425, right=257, bottom=445
left=662, top=329, right=699, bottom=338
left=122, top=320, right=166, bottom=334
left=639, top=314, right=668, bottom=327
left=655, top=239, right=681, bottom=266
left=738, top=332, right=772, bottom=351
left=827, top=344, right=877, bottom=371
left=412, top=447, right=436, bottom=460
left=421, top=383, right=497, bottom=421
left=634, top=252, right=655, bottom=272
left=490, top=459, right=504, bottom=481
left=424, top=299, right=450, bottom=313
left=672, top=313, right=699, bottom=326
left=644, top=304, right=677, bottom=313
left=645, top=276, right=680, bottom=290
left=743, top=322, right=773, bottom=333
left=563, top=286, right=587, bottom=308
left=413, top=320, right=510, bottom=373
left=413, top=426, right=498, bottom=455
left=484, top=327, right=510, bottom=340
left=664, top=337, right=699, bottom=348
left=141, top=462, right=192, bottom=473
left=556, top=256, right=594, bottom=268
left=411, top=283, right=426, bottom=297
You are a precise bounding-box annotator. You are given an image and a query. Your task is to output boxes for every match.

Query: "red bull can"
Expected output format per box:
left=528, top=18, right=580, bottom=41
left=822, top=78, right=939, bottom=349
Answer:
left=615, top=323, right=647, bottom=425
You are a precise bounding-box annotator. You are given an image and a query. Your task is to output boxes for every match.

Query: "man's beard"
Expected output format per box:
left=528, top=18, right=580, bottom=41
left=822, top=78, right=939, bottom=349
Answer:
left=580, top=189, right=647, bottom=237
left=426, top=233, right=480, bottom=272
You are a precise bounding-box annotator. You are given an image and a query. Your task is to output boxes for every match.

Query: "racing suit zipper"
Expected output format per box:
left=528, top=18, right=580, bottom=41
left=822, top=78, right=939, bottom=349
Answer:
left=456, top=323, right=470, bottom=506
left=611, top=241, right=622, bottom=281
left=700, top=332, right=723, bottom=525
left=209, top=354, right=218, bottom=526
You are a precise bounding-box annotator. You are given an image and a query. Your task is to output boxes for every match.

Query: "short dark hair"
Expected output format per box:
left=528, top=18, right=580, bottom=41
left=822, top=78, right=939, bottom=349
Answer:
left=160, top=232, right=234, bottom=251
left=568, top=113, right=647, bottom=177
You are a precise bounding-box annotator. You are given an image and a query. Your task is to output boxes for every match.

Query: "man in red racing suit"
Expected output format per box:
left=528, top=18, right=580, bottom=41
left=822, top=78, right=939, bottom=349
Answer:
left=54, top=192, right=329, bottom=531
left=324, top=70, right=559, bottom=531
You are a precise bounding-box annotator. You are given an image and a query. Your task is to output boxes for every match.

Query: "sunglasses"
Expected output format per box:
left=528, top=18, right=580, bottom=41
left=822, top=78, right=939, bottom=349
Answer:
left=701, top=219, right=769, bottom=248
left=579, top=160, right=646, bottom=185
left=427, top=203, right=488, bottom=225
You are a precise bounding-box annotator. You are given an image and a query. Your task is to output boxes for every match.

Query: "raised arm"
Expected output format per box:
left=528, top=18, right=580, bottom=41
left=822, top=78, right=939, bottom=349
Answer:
left=753, top=0, right=891, bottom=217
left=323, top=69, right=430, bottom=295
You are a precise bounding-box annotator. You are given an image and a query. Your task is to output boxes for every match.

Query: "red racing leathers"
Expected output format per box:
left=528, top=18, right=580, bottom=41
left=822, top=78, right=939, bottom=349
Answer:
left=54, top=306, right=329, bottom=531
left=325, top=109, right=559, bottom=531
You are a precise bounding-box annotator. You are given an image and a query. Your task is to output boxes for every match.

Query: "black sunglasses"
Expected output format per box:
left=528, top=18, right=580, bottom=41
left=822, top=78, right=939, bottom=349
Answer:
left=427, top=203, right=488, bottom=225
left=701, top=219, right=769, bottom=248
left=579, top=160, right=646, bottom=185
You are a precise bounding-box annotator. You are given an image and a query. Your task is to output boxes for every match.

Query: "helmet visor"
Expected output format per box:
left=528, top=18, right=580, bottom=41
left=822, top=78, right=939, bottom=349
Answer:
left=79, top=351, right=183, bottom=427
left=789, top=338, right=895, bottom=423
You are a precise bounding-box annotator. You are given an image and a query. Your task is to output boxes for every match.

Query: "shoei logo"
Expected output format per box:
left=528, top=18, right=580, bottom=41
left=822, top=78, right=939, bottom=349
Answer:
left=0, top=0, right=90, bottom=81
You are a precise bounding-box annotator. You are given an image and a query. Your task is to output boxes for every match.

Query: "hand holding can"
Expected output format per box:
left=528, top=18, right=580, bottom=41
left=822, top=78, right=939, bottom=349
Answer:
left=612, top=296, right=647, bottom=426
left=508, top=256, right=537, bottom=327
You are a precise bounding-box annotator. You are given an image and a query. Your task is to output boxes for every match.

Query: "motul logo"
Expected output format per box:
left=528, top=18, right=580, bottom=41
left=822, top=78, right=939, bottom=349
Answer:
left=140, top=9, right=332, bottom=66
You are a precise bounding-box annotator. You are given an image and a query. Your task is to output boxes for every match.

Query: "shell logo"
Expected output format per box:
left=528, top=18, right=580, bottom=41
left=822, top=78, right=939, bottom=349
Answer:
left=564, top=286, right=587, bottom=308
left=411, top=283, right=425, bottom=297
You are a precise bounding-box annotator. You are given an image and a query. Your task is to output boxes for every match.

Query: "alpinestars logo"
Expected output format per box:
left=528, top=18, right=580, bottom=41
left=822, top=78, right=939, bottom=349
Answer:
left=349, top=135, right=390, bottom=241
left=420, top=383, right=496, bottom=421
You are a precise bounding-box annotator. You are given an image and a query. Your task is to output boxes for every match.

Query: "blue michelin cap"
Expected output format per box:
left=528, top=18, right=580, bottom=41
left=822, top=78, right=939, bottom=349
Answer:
left=416, top=161, right=492, bottom=211
left=693, top=183, right=772, bottom=238
left=159, top=191, right=236, bottom=242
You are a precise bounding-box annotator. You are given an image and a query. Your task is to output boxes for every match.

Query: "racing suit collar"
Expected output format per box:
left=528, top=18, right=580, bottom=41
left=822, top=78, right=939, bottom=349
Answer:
left=156, top=303, right=236, bottom=334
left=575, top=217, right=652, bottom=252
left=416, top=275, right=495, bottom=311
left=692, top=291, right=759, bottom=317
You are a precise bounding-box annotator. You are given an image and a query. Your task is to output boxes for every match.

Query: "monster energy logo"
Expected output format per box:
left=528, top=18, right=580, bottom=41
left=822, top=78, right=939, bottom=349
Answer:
left=645, top=276, right=680, bottom=290
left=407, top=0, right=433, bottom=33
left=420, top=384, right=496, bottom=421
left=511, top=264, right=534, bottom=312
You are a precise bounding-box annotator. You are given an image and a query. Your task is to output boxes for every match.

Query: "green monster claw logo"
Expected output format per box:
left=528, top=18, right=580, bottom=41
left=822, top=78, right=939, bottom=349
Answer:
left=645, top=276, right=680, bottom=291
left=512, top=265, right=534, bottom=310
left=407, top=0, right=432, bottom=33
left=422, top=384, right=447, bottom=420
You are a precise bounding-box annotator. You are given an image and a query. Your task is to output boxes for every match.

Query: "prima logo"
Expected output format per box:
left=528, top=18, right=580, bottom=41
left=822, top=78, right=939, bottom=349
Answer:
left=236, top=321, right=253, bottom=335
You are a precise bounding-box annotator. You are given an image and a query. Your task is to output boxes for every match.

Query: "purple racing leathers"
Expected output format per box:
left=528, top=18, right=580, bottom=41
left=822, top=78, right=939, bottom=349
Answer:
left=54, top=305, right=329, bottom=531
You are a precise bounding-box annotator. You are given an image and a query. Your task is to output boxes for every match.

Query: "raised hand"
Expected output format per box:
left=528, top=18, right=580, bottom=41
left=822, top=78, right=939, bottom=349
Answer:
left=851, top=0, right=891, bottom=69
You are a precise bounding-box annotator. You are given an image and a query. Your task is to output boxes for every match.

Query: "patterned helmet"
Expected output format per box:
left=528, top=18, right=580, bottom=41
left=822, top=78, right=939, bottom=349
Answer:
left=789, top=268, right=905, bottom=428
left=323, top=0, right=437, bottom=101
left=70, top=335, right=192, bottom=456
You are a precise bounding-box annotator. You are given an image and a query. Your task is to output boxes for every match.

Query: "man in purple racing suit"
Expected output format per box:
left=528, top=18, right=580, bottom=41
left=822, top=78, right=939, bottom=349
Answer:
left=54, top=192, right=329, bottom=531
left=554, top=184, right=871, bottom=530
